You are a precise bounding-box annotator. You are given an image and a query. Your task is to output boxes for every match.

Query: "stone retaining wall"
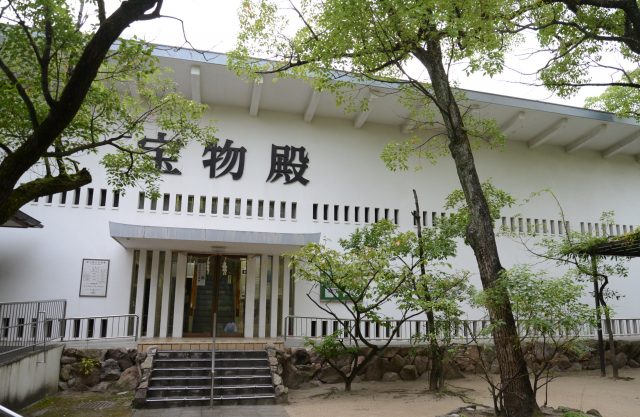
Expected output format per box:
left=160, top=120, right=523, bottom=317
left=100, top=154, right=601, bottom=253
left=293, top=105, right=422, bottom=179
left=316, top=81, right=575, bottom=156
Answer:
left=275, top=340, right=640, bottom=389
left=58, top=347, right=146, bottom=393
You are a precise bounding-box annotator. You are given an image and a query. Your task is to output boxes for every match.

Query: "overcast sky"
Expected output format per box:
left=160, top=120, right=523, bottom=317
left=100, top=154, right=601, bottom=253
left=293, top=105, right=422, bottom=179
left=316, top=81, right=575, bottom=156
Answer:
left=116, top=0, right=608, bottom=109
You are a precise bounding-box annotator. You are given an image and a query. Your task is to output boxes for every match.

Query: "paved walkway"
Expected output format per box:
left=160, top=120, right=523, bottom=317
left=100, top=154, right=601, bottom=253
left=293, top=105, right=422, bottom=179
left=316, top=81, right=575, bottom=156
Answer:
left=133, top=405, right=290, bottom=417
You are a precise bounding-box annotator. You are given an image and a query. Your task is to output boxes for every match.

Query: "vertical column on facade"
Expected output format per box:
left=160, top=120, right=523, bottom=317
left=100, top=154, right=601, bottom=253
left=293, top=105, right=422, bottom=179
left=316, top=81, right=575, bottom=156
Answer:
left=270, top=256, right=280, bottom=338
left=171, top=252, right=187, bottom=338
left=146, top=250, right=160, bottom=338
left=159, top=251, right=172, bottom=338
left=258, top=255, right=268, bottom=338
left=282, top=256, right=291, bottom=337
left=244, top=255, right=257, bottom=338
left=134, top=250, right=147, bottom=338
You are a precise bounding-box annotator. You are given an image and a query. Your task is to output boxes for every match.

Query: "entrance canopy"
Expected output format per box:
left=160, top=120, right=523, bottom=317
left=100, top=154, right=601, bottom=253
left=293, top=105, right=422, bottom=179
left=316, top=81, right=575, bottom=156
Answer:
left=1, top=210, right=43, bottom=228
left=109, top=222, right=321, bottom=255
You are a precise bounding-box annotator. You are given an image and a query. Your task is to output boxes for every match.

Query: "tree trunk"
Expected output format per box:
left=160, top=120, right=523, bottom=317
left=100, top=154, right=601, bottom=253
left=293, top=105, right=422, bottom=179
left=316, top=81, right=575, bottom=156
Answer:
left=603, top=305, right=619, bottom=378
left=413, top=42, right=539, bottom=417
left=412, top=189, right=444, bottom=391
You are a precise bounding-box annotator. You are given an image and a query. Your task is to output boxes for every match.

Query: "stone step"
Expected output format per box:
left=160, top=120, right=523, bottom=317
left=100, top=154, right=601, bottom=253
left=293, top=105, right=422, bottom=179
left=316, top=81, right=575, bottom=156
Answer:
left=147, top=384, right=275, bottom=398
left=143, top=393, right=277, bottom=408
left=153, top=357, right=268, bottom=369
left=150, top=374, right=274, bottom=387
left=138, top=348, right=277, bottom=409
left=155, top=350, right=267, bottom=360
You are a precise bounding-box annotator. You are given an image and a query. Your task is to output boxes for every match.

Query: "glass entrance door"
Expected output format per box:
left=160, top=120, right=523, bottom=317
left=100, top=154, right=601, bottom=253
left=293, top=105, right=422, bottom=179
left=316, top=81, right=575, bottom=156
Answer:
left=183, top=255, right=246, bottom=337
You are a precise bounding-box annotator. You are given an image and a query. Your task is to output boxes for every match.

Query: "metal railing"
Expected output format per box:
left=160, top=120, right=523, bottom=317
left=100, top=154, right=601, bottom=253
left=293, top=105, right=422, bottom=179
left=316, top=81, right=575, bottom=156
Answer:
left=284, top=316, right=640, bottom=345
left=0, top=404, right=23, bottom=417
left=60, top=314, right=139, bottom=342
left=0, top=300, right=66, bottom=357
left=1, top=303, right=138, bottom=359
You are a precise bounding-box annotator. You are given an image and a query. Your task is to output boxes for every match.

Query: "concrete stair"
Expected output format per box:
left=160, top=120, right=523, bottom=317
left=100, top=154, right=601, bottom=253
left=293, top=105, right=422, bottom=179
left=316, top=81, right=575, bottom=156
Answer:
left=141, top=350, right=276, bottom=407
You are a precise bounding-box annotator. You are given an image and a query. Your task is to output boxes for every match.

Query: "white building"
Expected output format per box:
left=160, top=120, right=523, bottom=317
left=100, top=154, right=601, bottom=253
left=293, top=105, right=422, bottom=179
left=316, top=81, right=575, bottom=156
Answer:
left=1, top=47, right=639, bottom=341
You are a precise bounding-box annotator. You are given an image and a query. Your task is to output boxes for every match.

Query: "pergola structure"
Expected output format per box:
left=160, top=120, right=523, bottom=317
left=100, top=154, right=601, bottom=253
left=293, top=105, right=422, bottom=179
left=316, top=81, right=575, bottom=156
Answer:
left=579, top=230, right=640, bottom=258
left=569, top=229, right=640, bottom=377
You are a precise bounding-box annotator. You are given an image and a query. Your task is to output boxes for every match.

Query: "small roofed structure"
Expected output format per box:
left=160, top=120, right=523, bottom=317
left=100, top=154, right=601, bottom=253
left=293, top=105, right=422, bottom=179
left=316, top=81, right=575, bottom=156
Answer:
left=1, top=210, right=43, bottom=228
left=563, top=228, right=640, bottom=378
left=573, top=229, right=640, bottom=258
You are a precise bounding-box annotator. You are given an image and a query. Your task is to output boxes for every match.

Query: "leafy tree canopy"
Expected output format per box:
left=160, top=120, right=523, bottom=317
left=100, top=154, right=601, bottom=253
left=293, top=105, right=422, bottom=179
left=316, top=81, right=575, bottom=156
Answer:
left=0, top=0, right=217, bottom=223
left=520, top=1, right=640, bottom=119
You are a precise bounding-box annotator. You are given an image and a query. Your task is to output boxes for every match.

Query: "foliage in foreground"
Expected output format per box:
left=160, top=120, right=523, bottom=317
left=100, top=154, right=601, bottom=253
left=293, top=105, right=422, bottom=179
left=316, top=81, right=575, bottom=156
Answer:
left=0, top=0, right=217, bottom=223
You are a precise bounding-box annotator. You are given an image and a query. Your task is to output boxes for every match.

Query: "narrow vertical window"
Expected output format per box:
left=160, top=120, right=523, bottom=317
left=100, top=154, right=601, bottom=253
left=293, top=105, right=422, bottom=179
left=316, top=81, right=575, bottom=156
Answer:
left=99, top=189, right=107, bottom=207
left=355, top=207, right=360, bottom=223
left=344, top=206, right=350, bottom=222
left=333, top=205, right=339, bottom=221
left=60, top=191, right=67, bottom=205
left=86, top=188, right=94, bottom=206
left=163, top=194, right=170, bottom=211
left=73, top=189, right=81, bottom=205
left=235, top=198, right=241, bottom=216
left=150, top=197, right=157, bottom=211
left=291, top=202, right=297, bottom=220
left=258, top=200, right=264, bottom=217
left=211, top=197, right=218, bottom=214
left=323, top=204, right=328, bottom=221
left=46, top=194, right=53, bottom=204
left=138, top=192, right=145, bottom=210
left=112, top=191, right=120, bottom=208
left=374, top=208, right=379, bottom=222
left=223, top=198, right=230, bottom=215
left=280, top=201, right=286, bottom=219
left=175, top=194, right=182, bottom=212
left=187, top=195, right=194, bottom=213
left=269, top=201, right=275, bottom=218
left=199, top=196, right=206, bottom=213
left=364, top=207, right=370, bottom=223
left=550, top=220, right=555, bottom=234
left=394, top=209, right=399, bottom=225
left=423, top=211, right=427, bottom=227
left=432, top=212, right=437, bottom=226
left=384, top=208, right=389, bottom=220
left=313, top=203, right=318, bottom=220
left=246, top=199, right=253, bottom=216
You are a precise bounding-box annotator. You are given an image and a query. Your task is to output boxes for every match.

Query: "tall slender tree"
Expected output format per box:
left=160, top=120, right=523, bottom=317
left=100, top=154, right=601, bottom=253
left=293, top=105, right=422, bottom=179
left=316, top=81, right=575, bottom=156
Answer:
left=232, top=1, right=539, bottom=416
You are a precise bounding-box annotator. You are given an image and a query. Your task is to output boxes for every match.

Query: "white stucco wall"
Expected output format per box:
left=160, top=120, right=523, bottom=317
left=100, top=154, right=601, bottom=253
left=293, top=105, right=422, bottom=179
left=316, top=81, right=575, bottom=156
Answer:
left=1, top=96, right=639, bottom=328
left=0, top=346, right=62, bottom=410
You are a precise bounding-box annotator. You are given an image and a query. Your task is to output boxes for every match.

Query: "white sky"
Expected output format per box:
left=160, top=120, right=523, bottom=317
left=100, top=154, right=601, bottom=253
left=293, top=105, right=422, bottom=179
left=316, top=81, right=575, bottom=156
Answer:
left=116, top=0, right=610, bottom=109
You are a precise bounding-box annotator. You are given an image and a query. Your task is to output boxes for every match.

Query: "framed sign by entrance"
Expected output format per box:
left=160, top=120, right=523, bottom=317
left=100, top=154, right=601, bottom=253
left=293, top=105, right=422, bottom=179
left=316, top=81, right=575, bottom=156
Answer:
left=79, top=258, right=110, bottom=297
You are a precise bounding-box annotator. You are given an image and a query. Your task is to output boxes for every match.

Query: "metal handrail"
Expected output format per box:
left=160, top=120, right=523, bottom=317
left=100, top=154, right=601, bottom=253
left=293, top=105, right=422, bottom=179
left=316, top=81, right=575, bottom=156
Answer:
left=60, top=314, right=139, bottom=342
left=1, top=314, right=139, bottom=360
left=284, top=316, right=640, bottom=344
left=210, top=312, right=217, bottom=408
left=0, top=404, right=23, bottom=417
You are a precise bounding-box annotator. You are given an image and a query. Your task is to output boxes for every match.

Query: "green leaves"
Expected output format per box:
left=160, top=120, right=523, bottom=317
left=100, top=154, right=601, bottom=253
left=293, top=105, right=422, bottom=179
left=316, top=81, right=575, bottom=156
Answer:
left=0, top=0, right=217, bottom=201
left=474, top=265, right=594, bottom=338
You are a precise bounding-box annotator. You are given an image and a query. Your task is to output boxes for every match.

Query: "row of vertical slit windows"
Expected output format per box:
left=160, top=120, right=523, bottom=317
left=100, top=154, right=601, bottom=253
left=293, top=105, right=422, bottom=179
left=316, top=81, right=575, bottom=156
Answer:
left=33, top=187, right=119, bottom=208
left=137, top=193, right=298, bottom=220
left=500, top=216, right=635, bottom=237
left=312, top=203, right=399, bottom=225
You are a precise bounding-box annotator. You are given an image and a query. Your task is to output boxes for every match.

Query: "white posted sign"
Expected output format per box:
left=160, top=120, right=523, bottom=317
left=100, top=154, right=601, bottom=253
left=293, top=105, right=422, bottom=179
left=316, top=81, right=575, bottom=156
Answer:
left=79, top=259, right=110, bottom=297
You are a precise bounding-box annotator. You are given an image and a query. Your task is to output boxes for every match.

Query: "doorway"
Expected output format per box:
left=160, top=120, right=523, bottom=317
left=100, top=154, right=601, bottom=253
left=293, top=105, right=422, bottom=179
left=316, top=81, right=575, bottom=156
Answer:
left=182, top=254, right=246, bottom=337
